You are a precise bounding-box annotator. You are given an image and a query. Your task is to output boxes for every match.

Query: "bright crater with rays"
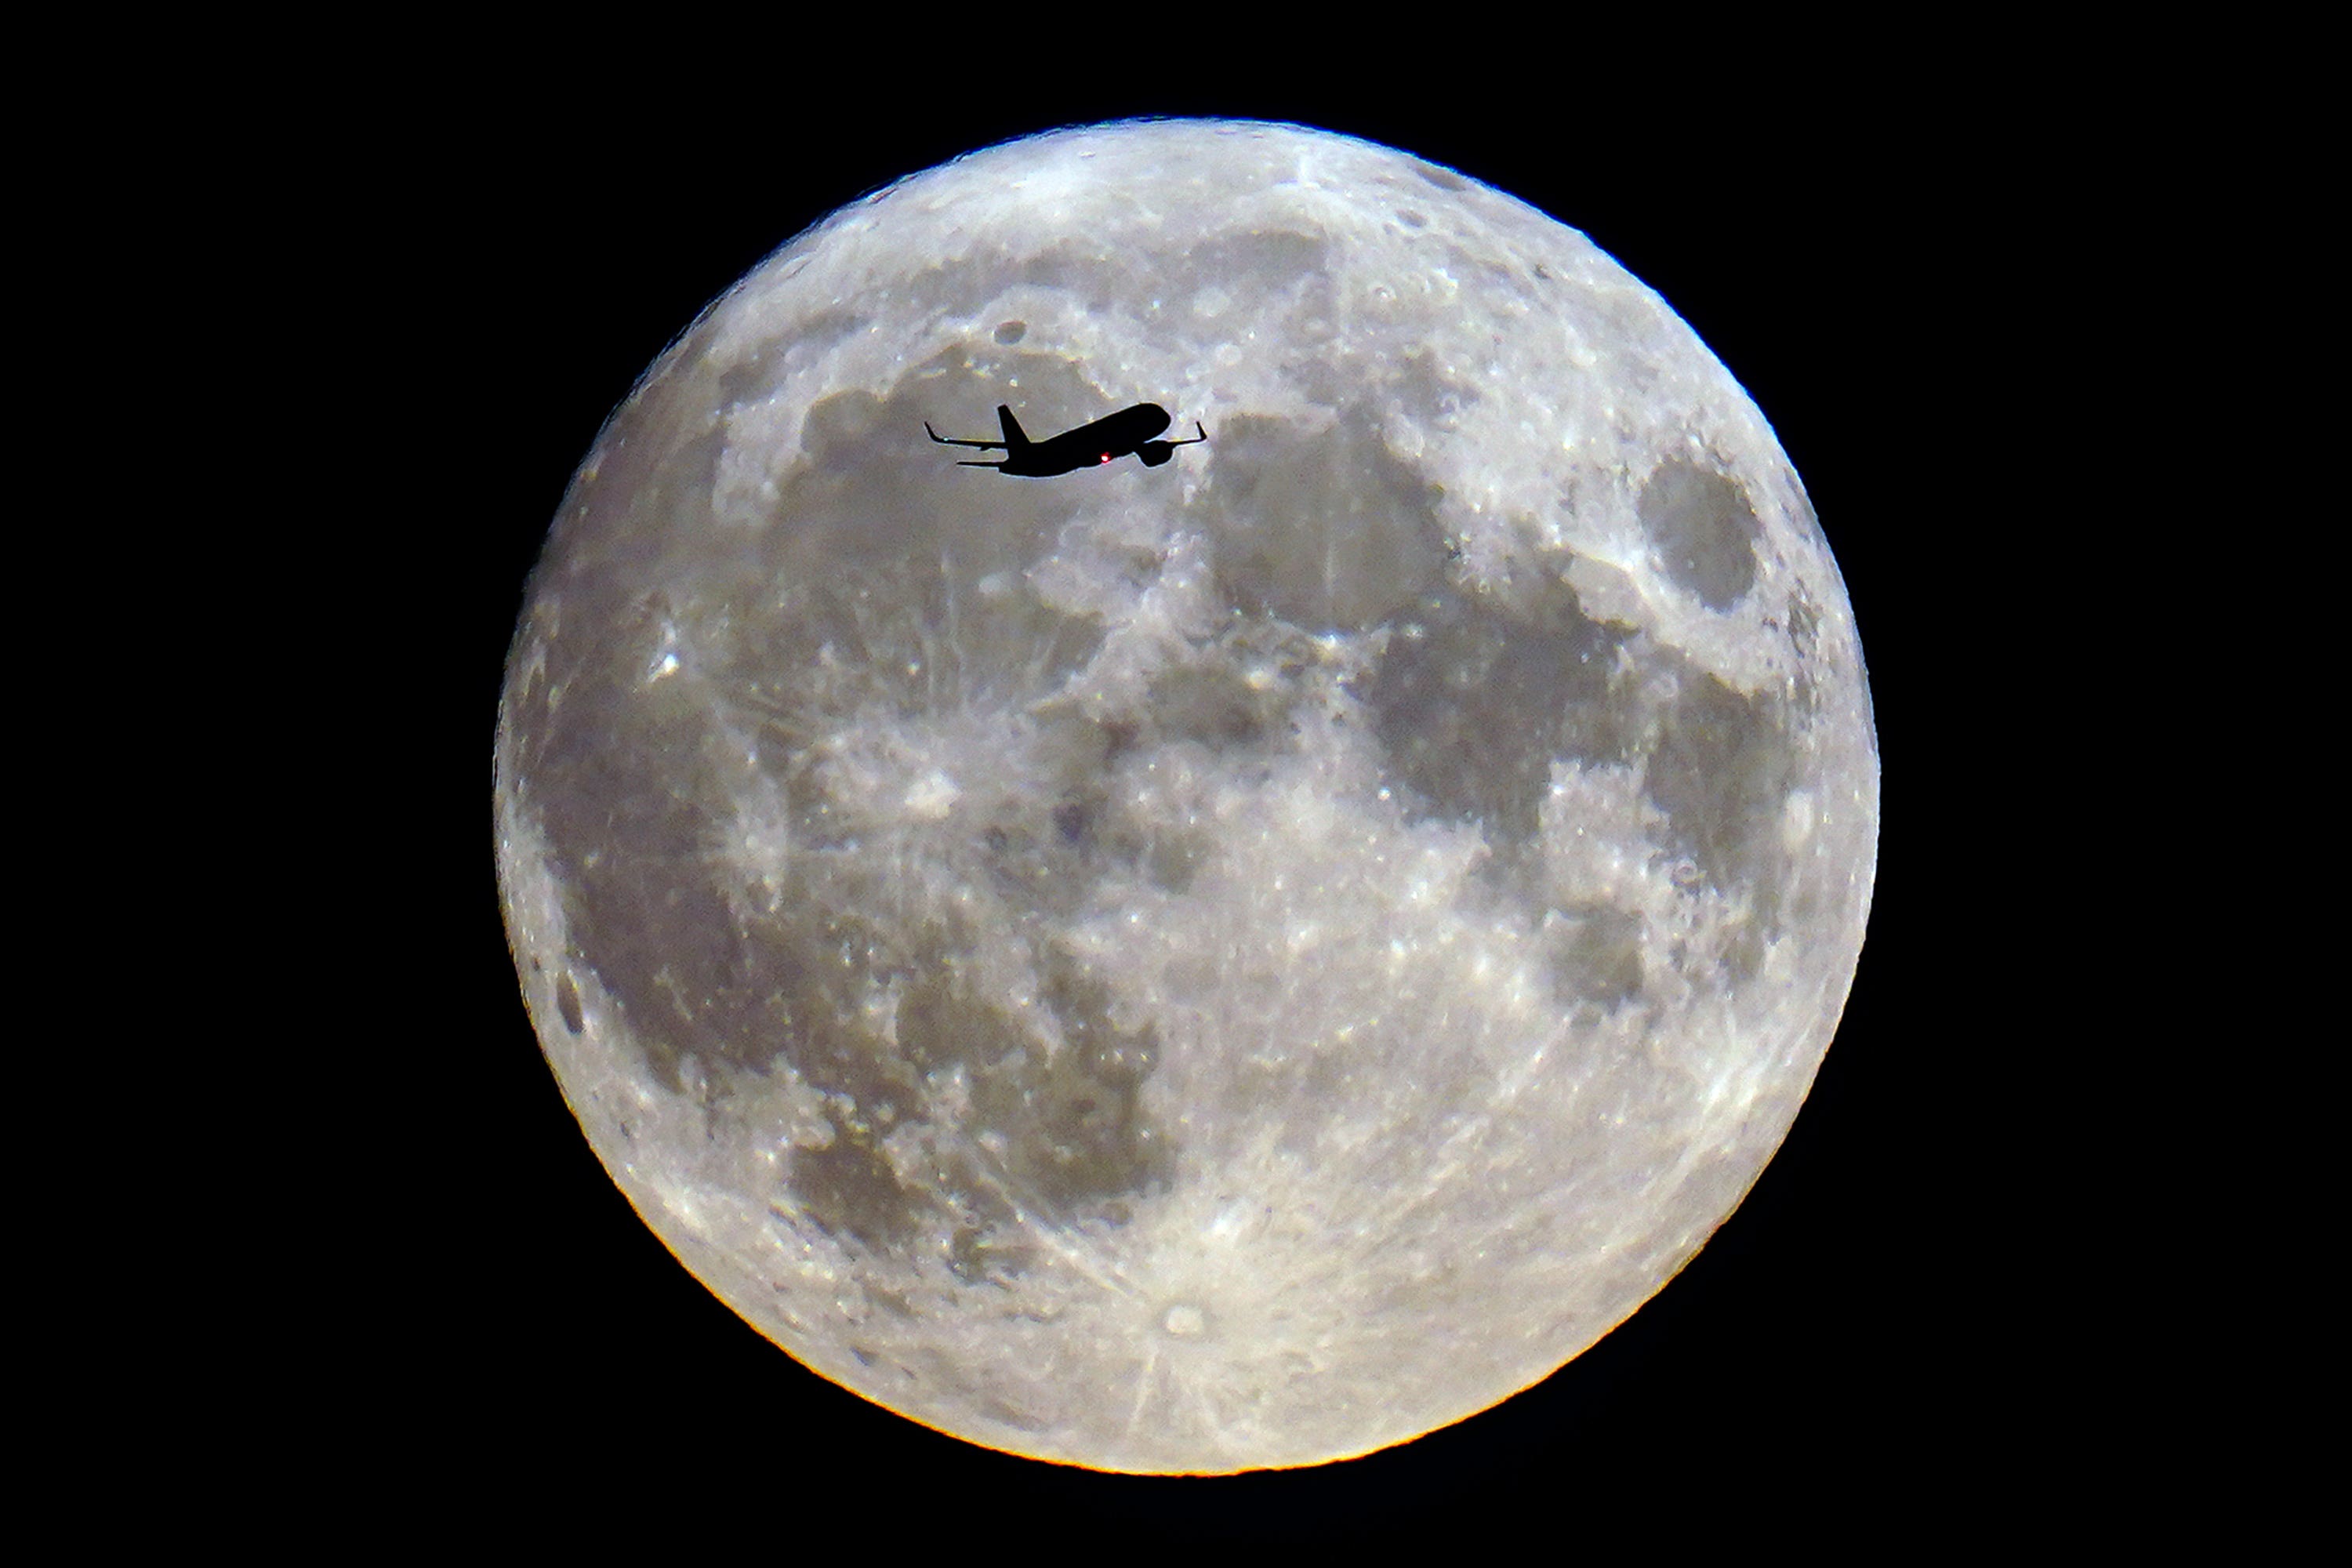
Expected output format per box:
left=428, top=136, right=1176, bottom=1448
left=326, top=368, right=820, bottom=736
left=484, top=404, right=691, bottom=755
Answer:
left=495, top=121, right=1878, bottom=1472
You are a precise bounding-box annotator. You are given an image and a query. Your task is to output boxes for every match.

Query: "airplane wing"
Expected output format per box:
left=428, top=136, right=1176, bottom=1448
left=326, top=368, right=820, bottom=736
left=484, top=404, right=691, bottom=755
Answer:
left=925, top=421, right=1006, bottom=450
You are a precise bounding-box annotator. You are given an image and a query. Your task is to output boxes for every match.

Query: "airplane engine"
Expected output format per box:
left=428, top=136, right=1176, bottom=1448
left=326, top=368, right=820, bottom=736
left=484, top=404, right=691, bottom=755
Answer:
left=1137, top=441, right=1174, bottom=466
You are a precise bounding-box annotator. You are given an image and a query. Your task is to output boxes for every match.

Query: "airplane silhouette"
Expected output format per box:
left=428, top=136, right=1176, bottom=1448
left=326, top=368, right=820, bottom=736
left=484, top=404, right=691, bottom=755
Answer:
left=926, top=402, right=1207, bottom=476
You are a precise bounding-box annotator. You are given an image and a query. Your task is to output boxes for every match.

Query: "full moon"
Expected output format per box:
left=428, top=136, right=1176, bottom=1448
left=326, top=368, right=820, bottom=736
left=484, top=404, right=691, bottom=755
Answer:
left=494, top=119, right=1878, bottom=1473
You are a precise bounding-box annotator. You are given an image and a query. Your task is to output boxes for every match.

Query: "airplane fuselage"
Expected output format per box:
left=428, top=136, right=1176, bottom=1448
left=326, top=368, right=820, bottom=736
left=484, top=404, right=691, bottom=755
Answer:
left=1001, top=403, right=1174, bottom=477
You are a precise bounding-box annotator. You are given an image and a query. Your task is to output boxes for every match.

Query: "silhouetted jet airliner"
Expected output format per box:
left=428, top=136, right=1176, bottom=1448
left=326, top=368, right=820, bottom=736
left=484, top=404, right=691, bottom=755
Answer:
left=926, top=403, right=1207, bottom=476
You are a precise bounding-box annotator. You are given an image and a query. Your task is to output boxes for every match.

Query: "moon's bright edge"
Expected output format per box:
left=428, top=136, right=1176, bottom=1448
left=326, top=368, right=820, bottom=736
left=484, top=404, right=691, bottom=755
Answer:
left=494, top=120, right=1878, bottom=1474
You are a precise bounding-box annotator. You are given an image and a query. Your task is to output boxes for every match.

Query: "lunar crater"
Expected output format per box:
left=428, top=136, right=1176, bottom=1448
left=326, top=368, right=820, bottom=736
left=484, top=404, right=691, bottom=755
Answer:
left=1638, top=456, right=1762, bottom=611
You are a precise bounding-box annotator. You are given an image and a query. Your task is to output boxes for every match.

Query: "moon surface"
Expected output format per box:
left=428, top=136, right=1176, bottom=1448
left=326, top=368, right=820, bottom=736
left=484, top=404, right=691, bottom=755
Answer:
left=494, top=119, right=1878, bottom=1474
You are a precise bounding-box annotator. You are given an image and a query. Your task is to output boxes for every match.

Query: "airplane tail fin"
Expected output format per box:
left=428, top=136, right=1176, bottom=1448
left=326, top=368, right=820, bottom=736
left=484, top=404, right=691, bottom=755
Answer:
left=996, top=405, right=1029, bottom=448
